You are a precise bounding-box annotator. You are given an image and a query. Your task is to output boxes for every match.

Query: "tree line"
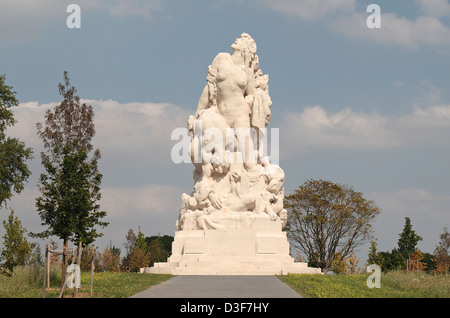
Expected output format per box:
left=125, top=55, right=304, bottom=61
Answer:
left=0, top=211, right=173, bottom=274
left=0, top=72, right=106, bottom=284
left=367, top=218, right=449, bottom=274
left=285, top=179, right=449, bottom=275
left=0, top=71, right=175, bottom=277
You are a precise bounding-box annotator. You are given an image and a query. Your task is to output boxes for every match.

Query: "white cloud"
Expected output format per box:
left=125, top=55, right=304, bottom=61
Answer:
left=331, top=12, right=450, bottom=49
left=370, top=189, right=450, bottom=218
left=107, top=0, right=162, bottom=20
left=9, top=99, right=189, bottom=162
left=3, top=182, right=183, bottom=249
left=8, top=98, right=191, bottom=212
left=368, top=188, right=450, bottom=252
left=100, top=185, right=183, bottom=218
left=7, top=101, right=58, bottom=150
left=282, top=103, right=450, bottom=154
left=84, top=99, right=189, bottom=157
left=400, top=105, right=450, bottom=128
left=256, top=0, right=355, bottom=20
left=413, top=80, right=442, bottom=106
left=0, top=0, right=161, bottom=41
left=415, top=0, right=450, bottom=17
left=393, top=80, right=405, bottom=88
left=4, top=98, right=449, bottom=254
left=4, top=98, right=189, bottom=243
left=0, top=0, right=62, bottom=41
left=257, top=0, right=450, bottom=49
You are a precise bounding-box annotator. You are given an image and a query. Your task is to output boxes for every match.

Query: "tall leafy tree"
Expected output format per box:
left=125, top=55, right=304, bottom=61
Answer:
left=0, top=74, right=33, bottom=207
left=146, top=234, right=174, bottom=265
left=124, top=228, right=137, bottom=258
left=0, top=209, right=33, bottom=275
left=397, top=217, right=422, bottom=258
left=434, top=227, right=449, bottom=274
left=32, top=71, right=107, bottom=286
left=376, top=218, right=423, bottom=271
left=123, top=228, right=151, bottom=272
left=379, top=249, right=406, bottom=272
left=285, top=179, right=381, bottom=273
left=367, top=239, right=384, bottom=267
left=101, top=243, right=121, bottom=272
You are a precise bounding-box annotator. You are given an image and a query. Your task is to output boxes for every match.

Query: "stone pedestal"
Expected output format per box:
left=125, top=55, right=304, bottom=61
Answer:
left=142, top=218, right=321, bottom=275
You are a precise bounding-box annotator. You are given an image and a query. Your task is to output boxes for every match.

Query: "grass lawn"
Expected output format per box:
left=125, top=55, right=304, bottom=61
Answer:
left=2, top=266, right=448, bottom=298
left=55, top=271, right=174, bottom=298
left=0, top=266, right=173, bottom=298
left=278, top=271, right=450, bottom=298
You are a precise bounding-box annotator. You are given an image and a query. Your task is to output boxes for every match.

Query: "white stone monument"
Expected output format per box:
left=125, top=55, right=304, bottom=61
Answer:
left=143, top=33, right=321, bottom=275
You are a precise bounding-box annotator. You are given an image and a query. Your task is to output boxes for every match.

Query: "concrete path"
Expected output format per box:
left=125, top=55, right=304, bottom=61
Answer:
left=130, top=275, right=302, bottom=298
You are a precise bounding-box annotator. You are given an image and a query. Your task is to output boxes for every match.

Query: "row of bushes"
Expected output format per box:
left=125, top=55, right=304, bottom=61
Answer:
left=42, top=230, right=174, bottom=274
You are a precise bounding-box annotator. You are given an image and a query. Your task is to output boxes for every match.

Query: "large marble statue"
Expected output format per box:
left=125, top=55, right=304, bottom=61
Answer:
left=144, top=34, right=321, bottom=275
left=177, top=33, right=286, bottom=232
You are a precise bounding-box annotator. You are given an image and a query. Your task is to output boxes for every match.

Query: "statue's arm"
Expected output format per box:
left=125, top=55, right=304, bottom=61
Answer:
left=245, top=67, right=256, bottom=96
left=244, top=67, right=256, bottom=111
left=195, top=84, right=209, bottom=118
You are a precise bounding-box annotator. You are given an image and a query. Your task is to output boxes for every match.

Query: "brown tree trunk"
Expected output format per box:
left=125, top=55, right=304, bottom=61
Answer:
left=61, top=239, right=68, bottom=294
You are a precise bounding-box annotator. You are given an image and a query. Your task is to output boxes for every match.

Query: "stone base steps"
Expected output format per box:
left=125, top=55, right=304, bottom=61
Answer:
left=141, top=260, right=321, bottom=275
left=140, top=228, right=322, bottom=275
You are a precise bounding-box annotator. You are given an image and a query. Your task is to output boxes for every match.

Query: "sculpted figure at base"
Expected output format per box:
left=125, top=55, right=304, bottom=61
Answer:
left=177, top=33, right=286, bottom=231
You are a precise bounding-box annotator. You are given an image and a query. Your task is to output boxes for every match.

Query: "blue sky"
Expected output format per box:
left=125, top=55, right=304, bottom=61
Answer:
left=1, top=0, right=450, bottom=264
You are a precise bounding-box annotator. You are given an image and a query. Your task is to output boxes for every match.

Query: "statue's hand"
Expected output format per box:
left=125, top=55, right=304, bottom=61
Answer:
left=187, top=115, right=195, bottom=131
left=208, top=192, right=222, bottom=210
left=245, top=95, right=254, bottom=109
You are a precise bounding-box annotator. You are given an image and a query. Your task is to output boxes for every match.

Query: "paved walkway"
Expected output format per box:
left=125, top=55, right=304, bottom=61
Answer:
left=130, top=275, right=302, bottom=298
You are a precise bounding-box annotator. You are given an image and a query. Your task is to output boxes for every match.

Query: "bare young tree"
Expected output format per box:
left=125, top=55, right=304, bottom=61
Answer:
left=36, top=71, right=96, bottom=165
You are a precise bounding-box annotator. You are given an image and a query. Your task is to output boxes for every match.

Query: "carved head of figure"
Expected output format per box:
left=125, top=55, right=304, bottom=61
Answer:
left=231, top=33, right=257, bottom=66
left=211, top=157, right=230, bottom=175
